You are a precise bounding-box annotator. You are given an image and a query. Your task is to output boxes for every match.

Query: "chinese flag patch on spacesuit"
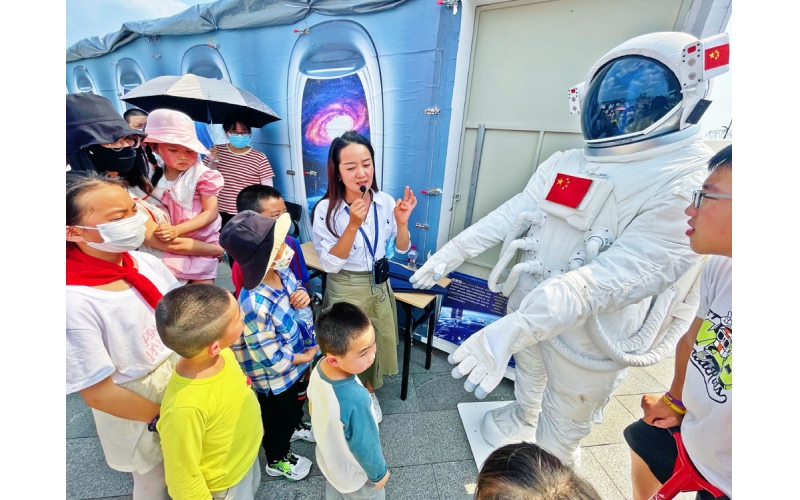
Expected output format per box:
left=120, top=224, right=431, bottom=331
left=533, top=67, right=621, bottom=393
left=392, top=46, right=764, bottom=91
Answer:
left=704, top=43, right=730, bottom=70
left=545, top=173, right=593, bottom=208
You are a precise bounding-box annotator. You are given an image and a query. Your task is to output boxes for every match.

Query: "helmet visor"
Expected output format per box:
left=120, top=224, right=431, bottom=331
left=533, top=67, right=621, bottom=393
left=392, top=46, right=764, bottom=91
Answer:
left=582, top=56, right=682, bottom=141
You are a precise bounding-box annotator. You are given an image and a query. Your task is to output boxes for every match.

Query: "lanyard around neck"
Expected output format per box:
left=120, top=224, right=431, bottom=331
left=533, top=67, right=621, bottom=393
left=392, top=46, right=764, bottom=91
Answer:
left=344, top=202, right=379, bottom=259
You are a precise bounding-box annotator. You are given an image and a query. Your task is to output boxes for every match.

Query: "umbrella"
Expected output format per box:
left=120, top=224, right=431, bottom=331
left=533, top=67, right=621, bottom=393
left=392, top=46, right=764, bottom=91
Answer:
left=120, top=74, right=281, bottom=128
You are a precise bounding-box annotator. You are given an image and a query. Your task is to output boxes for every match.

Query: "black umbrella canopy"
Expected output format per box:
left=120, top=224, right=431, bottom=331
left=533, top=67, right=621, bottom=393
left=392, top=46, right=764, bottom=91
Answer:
left=121, top=74, right=281, bottom=128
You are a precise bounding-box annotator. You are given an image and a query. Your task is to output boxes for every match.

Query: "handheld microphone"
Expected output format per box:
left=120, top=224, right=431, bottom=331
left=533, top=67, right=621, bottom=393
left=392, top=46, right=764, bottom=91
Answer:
left=359, top=185, right=367, bottom=199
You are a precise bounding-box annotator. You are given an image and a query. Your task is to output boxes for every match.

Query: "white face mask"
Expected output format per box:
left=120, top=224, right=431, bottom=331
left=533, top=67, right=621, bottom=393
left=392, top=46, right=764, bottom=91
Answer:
left=272, top=247, right=295, bottom=271
left=74, top=211, right=148, bottom=253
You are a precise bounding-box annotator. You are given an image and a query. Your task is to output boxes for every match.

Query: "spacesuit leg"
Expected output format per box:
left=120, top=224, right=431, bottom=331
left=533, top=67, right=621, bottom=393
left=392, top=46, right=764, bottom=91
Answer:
left=535, top=342, right=627, bottom=466
left=479, top=344, right=547, bottom=447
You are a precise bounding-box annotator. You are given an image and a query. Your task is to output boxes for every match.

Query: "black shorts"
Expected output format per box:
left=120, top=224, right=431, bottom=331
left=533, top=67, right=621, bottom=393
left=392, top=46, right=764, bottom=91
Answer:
left=623, top=419, right=729, bottom=500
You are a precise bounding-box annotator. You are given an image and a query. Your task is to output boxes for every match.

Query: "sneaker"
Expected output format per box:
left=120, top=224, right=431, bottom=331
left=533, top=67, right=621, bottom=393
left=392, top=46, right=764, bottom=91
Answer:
left=370, top=392, right=383, bottom=424
left=265, top=452, right=312, bottom=481
left=291, top=421, right=315, bottom=443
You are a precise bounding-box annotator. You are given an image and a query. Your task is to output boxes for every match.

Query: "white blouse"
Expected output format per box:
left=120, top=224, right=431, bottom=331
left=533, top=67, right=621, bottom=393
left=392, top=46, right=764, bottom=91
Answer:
left=312, top=190, right=408, bottom=273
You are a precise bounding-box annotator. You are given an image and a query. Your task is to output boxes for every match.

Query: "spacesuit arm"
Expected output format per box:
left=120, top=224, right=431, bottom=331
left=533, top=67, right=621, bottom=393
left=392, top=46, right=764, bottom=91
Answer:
left=410, top=153, right=562, bottom=289
left=452, top=177, right=702, bottom=398
left=516, top=183, right=702, bottom=341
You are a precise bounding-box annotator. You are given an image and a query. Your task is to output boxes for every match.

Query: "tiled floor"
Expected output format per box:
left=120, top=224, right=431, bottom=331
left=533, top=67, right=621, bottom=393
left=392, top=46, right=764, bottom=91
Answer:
left=66, top=262, right=695, bottom=499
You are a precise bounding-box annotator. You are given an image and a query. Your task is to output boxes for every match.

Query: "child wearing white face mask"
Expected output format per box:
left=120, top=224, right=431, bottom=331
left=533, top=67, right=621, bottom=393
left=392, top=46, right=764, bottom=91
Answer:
left=203, top=112, right=275, bottom=238
left=66, top=171, right=181, bottom=500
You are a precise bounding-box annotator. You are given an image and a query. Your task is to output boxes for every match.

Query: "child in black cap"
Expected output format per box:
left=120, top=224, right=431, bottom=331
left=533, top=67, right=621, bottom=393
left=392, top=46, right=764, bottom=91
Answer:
left=220, top=210, right=320, bottom=481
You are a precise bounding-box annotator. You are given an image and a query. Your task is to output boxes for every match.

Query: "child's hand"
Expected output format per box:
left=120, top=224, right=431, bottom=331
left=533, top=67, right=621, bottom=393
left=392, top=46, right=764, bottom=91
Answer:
left=375, top=470, right=390, bottom=489
left=207, top=146, right=219, bottom=163
left=347, top=197, right=369, bottom=229
left=393, top=186, right=417, bottom=225
left=154, top=223, right=179, bottom=242
left=293, top=346, right=319, bottom=365
left=289, top=290, right=311, bottom=310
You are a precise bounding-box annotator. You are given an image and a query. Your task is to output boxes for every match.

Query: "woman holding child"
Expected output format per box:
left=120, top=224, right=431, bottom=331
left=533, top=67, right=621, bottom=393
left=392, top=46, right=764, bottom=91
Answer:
left=66, top=171, right=179, bottom=499
left=66, top=93, right=224, bottom=261
left=312, top=130, right=417, bottom=422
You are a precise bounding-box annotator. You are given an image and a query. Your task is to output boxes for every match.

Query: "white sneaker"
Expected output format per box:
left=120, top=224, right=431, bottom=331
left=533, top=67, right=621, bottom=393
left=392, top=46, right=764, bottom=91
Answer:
left=265, top=452, right=312, bottom=481
left=290, top=421, right=315, bottom=443
left=370, top=392, right=383, bottom=424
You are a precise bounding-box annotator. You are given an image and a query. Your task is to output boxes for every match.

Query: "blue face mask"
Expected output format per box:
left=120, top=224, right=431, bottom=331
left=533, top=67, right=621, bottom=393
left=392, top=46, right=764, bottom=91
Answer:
left=228, top=134, right=251, bottom=148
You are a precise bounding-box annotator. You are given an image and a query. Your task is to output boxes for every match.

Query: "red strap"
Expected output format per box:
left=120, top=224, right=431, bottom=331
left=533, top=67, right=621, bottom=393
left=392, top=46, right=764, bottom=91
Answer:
left=650, top=431, right=725, bottom=500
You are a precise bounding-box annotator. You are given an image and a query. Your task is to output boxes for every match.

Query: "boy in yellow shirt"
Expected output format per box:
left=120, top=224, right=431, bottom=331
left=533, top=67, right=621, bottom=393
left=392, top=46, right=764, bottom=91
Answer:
left=155, top=284, right=262, bottom=499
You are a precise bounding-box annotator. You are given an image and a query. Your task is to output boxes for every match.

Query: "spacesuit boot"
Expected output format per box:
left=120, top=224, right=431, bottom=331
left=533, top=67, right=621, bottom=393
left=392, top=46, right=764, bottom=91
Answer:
left=479, top=344, right=547, bottom=447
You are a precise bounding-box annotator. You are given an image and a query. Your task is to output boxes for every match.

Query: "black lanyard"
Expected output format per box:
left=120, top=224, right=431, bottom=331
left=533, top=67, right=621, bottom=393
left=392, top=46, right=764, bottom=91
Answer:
left=344, top=202, right=379, bottom=261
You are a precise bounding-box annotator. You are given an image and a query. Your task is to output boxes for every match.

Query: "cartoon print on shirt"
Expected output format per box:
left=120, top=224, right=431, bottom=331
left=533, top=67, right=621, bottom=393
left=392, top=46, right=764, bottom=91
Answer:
left=689, top=308, right=732, bottom=403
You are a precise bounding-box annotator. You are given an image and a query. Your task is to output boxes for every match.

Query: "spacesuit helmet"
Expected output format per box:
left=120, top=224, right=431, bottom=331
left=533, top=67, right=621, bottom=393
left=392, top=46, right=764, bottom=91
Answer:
left=581, top=56, right=682, bottom=144
left=569, top=32, right=730, bottom=156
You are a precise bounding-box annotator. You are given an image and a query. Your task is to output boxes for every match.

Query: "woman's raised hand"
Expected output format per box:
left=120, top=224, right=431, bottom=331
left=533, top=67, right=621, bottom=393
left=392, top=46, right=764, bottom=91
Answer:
left=394, top=186, right=417, bottom=225
left=347, top=197, right=369, bottom=229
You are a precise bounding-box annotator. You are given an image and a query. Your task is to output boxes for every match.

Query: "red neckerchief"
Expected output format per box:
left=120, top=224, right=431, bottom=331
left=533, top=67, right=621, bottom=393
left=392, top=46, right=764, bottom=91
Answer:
left=66, top=246, right=163, bottom=309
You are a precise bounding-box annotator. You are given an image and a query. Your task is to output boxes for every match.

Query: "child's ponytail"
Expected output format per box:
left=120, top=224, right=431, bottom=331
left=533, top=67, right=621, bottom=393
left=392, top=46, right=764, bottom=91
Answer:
left=151, top=164, right=165, bottom=187
left=144, top=144, right=158, bottom=167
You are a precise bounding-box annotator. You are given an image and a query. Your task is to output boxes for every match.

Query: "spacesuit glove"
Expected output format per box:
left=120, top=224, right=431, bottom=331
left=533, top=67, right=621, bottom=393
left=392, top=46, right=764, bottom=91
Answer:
left=447, top=312, right=537, bottom=399
left=409, top=239, right=468, bottom=289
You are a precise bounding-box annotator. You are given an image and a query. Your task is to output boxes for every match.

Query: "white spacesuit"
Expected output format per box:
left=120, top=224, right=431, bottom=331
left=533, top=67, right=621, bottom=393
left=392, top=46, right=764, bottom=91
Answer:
left=410, top=31, right=730, bottom=465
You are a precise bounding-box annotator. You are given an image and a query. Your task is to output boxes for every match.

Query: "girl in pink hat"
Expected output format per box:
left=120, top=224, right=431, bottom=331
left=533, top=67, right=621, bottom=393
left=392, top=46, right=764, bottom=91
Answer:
left=144, top=109, right=224, bottom=284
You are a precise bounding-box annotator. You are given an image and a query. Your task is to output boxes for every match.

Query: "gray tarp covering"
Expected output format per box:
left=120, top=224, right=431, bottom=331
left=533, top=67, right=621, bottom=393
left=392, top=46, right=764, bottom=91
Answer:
left=66, top=0, right=411, bottom=62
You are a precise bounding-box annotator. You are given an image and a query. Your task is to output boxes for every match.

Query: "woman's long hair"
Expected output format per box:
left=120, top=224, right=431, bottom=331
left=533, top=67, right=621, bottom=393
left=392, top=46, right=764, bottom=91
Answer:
left=312, top=131, right=379, bottom=238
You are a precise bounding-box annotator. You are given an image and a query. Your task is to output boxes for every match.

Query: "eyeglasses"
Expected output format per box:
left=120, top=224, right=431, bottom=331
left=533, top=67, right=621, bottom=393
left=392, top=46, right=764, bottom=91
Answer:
left=691, top=190, right=732, bottom=209
left=228, top=132, right=251, bottom=137
left=103, top=134, right=142, bottom=150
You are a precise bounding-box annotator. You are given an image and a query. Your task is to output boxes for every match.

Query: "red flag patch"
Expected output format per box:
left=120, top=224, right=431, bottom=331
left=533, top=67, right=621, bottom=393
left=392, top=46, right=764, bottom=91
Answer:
left=704, top=43, right=730, bottom=71
left=545, top=173, right=593, bottom=208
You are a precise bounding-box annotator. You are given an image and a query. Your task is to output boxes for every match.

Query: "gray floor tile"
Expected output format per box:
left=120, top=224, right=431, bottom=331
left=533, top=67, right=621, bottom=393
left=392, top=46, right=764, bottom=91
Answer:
left=412, top=370, right=515, bottom=413
left=384, top=464, right=439, bottom=500
left=578, top=446, right=627, bottom=500
left=66, top=392, right=97, bottom=439
left=616, top=394, right=646, bottom=420
left=614, top=367, right=667, bottom=397
left=587, top=442, right=633, bottom=500
left=66, top=437, right=132, bottom=500
left=581, top=397, right=637, bottom=447
left=376, top=372, right=421, bottom=415
left=380, top=410, right=472, bottom=467
left=255, top=473, right=326, bottom=500
left=643, top=356, right=676, bottom=389
left=432, top=460, right=479, bottom=500
left=215, top=260, right=235, bottom=293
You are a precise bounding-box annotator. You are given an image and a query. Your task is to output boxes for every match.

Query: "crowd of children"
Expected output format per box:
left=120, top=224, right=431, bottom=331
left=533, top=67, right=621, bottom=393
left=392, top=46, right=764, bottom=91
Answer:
left=65, top=94, right=400, bottom=500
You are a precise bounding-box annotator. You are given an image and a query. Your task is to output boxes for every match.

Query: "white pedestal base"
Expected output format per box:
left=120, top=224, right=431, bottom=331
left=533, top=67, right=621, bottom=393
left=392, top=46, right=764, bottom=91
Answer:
left=456, top=400, right=516, bottom=470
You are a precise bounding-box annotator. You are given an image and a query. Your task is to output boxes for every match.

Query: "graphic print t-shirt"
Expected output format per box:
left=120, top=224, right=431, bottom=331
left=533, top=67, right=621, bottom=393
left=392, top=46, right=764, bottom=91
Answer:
left=682, top=255, right=732, bottom=498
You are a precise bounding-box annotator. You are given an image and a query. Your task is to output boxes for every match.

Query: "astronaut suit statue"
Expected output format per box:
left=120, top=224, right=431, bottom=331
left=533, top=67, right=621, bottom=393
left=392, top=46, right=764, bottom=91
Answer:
left=410, top=31, right=730, bottom=465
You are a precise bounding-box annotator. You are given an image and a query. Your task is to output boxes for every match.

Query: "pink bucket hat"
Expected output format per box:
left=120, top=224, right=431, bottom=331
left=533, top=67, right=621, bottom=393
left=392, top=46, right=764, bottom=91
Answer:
left=142, top=108, right=209, bottom=155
